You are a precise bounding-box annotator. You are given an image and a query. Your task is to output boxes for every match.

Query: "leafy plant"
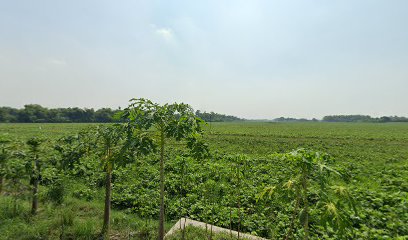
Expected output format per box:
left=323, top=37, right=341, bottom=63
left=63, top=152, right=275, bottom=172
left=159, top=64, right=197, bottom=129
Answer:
left=0, top=135, right=12, bottom=194
left=258, top=149, right=357, bottom=239
left=95, top=123, right=155, bottom=239
left=26, top=137, right=45, bottom=215
left=122, top=98, right=209, bottom=240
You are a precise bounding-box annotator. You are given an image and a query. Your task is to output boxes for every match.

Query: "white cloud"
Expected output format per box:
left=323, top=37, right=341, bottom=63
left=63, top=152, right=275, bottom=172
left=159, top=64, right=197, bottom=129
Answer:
left=155, top=27, right=174, bottom=41
left=47, top=58, right=67, bottom=66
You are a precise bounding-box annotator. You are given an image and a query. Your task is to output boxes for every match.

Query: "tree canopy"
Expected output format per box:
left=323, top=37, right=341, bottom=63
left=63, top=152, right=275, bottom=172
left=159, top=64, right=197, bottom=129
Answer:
left=0, top=105, right=244, bottom=123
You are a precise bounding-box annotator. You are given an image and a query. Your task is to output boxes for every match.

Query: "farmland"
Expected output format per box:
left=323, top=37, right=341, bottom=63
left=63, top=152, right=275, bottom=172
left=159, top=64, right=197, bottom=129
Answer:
left=0, top=122, right=407, bottom=239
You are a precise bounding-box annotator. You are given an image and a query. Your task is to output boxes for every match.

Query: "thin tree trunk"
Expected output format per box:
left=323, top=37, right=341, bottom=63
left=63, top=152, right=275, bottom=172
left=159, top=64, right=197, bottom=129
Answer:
left=286, top=189, right=301, bottom=240
left=302, top=172, right=309, bottom=240
left=102, top=164, right=112, bottom=239
left=182, top=218, right=186, bottom=240
left=158, top=131, right=165, bottom=240
left=210, top=224, right=213, bottom=240
left=181, top=160, right=186, bottom=240
left=229, top=208, right=232, bottom=238
left=237, top=165, right=241, bottom=240
left=31, top=158, right=39, bottom=215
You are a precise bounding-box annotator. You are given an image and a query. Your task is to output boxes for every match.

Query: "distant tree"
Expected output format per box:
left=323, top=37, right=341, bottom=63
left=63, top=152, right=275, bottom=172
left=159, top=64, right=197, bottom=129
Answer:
left=322, top=115, right=373, bottom=122
left=18, top=104, right=49, bottom=123
left=95, top=108, right=115, bottom=123
left=274, top=117, right=312, bottom=122
left=195, top=110, right=243, bottom=122
left=0, top=107, right=18, bottom=122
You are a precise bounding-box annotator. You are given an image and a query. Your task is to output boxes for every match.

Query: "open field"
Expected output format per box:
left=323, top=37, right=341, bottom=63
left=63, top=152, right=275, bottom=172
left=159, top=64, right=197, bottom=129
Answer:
left=0, top=122, right=407, bottom=239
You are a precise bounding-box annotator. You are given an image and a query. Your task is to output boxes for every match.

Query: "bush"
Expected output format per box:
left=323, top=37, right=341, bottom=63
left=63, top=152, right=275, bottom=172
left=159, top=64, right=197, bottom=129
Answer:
left=47, top=181, right=66, bottom=205
left=72, top=187, right=95, bottom=201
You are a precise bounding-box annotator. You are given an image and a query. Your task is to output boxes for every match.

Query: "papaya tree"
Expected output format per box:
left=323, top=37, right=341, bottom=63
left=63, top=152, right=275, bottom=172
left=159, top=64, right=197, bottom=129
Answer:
left=26, top=137, right=45, bottom=215
left=122, top=98, right=208, bottom=240
left=95, top=124, right=154, bottom=239
left=95, top=125, right=122, bottom=238
left=258, top=149, right=357, bottom=239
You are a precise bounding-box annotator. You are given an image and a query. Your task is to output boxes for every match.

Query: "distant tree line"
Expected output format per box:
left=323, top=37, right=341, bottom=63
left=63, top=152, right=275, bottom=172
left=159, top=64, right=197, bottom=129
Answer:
left=195, top=110, right=244, bottom=122
left=274, top=115, right=408, bottom=123
left=0, top=104, right=120, bottom=123
left=0, top=104, right=244, bottom=123
left=322, top=115, right=408, bottom=123
left=274, top=117, right=319, bottom=122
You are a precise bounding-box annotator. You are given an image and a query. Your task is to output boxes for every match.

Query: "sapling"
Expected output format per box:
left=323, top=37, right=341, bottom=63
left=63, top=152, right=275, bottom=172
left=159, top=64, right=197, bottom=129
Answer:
left=95, top=125, right=123, bottom=238
left=96, top=124, right=154, bottom=239
left=257, top=149, right=357, bottom=240
left=122, top=98, right=208, bottom=240
left=26, top=137, right=45, bottom=215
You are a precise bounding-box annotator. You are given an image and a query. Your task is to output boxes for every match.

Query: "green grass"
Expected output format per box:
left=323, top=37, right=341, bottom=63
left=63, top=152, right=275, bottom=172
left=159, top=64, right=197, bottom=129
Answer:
left=0, top=193, right=175, bottom=240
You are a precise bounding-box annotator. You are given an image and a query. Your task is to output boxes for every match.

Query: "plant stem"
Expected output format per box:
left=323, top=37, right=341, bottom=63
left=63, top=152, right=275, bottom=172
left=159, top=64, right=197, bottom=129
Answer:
left=302, top=169, right=309, bottom=240
left=230, top=208, right=232, bottom=239
left=237, top=165, right=241, bottom=240
left=102, top=163, right=112, bottom=239
left=31, top=155, right=39, bottom=215
left=158, top=130, right=165, bottom=240
left=286, top=188, right=301, bottom=240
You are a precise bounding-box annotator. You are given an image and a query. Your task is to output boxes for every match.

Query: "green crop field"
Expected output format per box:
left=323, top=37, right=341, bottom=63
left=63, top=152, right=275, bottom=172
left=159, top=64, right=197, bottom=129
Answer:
left=0, top=122, right=407, bottom=239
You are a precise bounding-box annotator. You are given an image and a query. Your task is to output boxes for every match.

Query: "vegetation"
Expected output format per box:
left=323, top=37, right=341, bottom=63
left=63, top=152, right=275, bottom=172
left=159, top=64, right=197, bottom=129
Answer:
left=0, top=103, right=407, bottom=239
left=121, top=98, right=209, bottom=240
left=273, top=117, right=318, bottom=122
left=195, top=110, right=244, bottom=122
left=0, top=105, right=120, bottom=123
left=26, top=137, right=45, bottom=215
left=322, top=115, right=408, bottom=123
left=0, top=104, right=244, bottom=123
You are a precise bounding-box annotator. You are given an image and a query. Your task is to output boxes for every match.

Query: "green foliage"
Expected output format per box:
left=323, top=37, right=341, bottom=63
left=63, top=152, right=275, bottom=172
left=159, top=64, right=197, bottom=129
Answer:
left=322, top=115, right=408, bottom=123
left=258, top=149, right=356, bottom=239
left=121, top=98, right=209, bottom=240
left=73, top=186, right=97, bottom=201
left=0, top=118, right=407, bottom=239
left=0, top=104, right=244, bottom=123
left=195, top=110, right=244, bottom=122
left=46, top=178, right=66, bottom=205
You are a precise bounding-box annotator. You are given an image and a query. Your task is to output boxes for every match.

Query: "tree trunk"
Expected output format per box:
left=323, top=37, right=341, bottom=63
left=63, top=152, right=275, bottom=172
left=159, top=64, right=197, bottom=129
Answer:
left=302, top=172, right=309, bottom=240
left=31, top=158, right=39, bottom=215
left=286, top=188, right=301, bottom=240
left=210, top=224, right=213, bottom=240
left=158, top=131, right=165, bottom=240
left=237, top=165, right=241, bottom=240
left=182, top=218, right=186, bottom=240
left=102, top=164, right=112, bottom=239
left=229, top=208, right=232, bottom=238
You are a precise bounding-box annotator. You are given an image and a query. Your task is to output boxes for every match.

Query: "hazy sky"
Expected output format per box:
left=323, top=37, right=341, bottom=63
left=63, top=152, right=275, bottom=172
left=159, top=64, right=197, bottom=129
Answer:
left=1, top=0, right=407, bottom=119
